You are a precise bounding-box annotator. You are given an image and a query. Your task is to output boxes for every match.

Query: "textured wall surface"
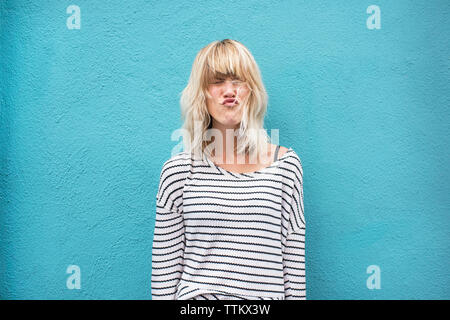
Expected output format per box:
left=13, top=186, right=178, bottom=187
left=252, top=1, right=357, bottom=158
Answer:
left=0, top=0, right=449, bottom=299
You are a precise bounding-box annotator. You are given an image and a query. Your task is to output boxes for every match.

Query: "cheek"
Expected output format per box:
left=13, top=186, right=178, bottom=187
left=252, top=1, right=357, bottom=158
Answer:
left=238, top=86, right=250, bottom=98
left=208, top=87, right=221, bottom=98
left=206, top=90, right=219, bottom=112
left=206, top=89, right=220, bottom=108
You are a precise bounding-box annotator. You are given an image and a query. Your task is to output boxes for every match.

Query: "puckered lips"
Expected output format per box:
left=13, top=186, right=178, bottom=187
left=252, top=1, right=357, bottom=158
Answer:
left=222, top=98, right=237, bottom=106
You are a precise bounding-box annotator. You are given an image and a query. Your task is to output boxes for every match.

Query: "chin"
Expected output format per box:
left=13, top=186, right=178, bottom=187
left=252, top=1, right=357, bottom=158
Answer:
left=220, top=119, right=241, bottom=127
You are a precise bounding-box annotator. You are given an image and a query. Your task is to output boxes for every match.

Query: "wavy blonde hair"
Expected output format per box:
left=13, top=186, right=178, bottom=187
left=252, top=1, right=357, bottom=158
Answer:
left=180, top=39, right=271, bottom=161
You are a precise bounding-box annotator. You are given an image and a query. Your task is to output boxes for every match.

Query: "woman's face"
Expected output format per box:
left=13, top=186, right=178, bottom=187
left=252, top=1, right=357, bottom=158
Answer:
left=205, top=76, right=251, bottom=129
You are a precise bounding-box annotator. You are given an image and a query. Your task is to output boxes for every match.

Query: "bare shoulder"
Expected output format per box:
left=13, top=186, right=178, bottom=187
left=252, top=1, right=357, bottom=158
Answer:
left=278, top=146, right=289, bottom=158
left=268, top=144, right=290, bottom=160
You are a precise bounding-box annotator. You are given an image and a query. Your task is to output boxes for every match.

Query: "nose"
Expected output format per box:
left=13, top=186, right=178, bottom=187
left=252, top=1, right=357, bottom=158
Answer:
left=222, top=80, right=237, bottom=98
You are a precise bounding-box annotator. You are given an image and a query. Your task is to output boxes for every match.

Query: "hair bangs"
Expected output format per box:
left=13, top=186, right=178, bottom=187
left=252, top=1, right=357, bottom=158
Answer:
left=203, top=41, right=251, bottom=87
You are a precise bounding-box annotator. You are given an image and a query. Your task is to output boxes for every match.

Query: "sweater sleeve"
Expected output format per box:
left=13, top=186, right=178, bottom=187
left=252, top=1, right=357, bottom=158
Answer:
left=151, top=160, right=186, bottom=300
left=281, top=155, right=306, bottom=300
left=151, top=201, right=185, bottom=300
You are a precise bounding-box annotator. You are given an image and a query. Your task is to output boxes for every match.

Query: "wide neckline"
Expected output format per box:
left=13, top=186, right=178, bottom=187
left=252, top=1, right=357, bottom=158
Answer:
left=203, top=148, right=293, bottom=179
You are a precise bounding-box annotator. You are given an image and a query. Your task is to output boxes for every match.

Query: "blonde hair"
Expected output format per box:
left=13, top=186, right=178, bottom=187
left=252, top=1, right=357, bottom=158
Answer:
left=180, top=39, right=271, bottom=161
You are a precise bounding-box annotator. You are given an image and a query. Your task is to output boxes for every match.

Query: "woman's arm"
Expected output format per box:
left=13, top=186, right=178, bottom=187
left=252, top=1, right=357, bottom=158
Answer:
left=151, top=157, right=187, bottom=300
left=281, top=155, right=306, bottom=300
left=151, top=201, right=185, bottom=300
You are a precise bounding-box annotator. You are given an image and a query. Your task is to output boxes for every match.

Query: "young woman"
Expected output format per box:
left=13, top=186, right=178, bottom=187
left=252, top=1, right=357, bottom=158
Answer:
left=151, top=39, right=305, bottom=300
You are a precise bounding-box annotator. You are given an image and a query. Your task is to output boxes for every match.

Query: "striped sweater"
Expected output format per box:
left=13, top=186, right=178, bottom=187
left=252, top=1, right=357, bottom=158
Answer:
left=151, top=148, right=306, bottom=300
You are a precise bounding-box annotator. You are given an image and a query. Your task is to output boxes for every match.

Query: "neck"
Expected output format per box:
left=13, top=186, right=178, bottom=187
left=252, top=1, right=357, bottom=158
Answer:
left=210, top=122, right=241, bottom=165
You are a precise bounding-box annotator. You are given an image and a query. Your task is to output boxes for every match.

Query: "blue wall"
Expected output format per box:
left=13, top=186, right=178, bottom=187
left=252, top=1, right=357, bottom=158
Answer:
left=1, top=0, right=448, bottom=299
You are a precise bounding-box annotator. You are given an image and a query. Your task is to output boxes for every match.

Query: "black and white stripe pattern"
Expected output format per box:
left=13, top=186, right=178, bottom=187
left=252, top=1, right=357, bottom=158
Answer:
left=151, top=148, right=305, bottom=300
left=191, top=292, right=282, bottom=300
